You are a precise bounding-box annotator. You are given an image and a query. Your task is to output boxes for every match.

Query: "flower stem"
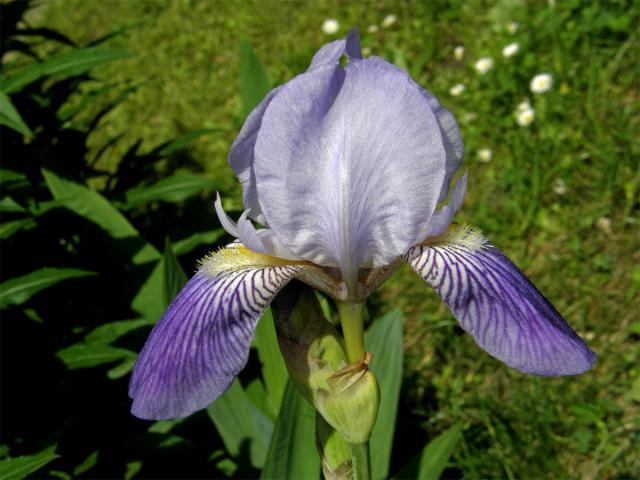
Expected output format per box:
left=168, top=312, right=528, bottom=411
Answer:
left=336, top=301, right=366, bottom=364
left=350, top=442, right=371, bottom=480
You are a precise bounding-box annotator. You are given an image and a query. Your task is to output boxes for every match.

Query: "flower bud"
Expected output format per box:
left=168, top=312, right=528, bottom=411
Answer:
left=315, top=414, right=352, bottom=479
left=272, top=283, right=380, bottom=444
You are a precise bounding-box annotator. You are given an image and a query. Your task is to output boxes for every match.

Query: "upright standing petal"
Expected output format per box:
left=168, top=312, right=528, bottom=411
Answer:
left=254, top=57, right=447, bottom=286
left=129, top=246, right=309, bottom=419
left=403, top=225, right=596, bottom=375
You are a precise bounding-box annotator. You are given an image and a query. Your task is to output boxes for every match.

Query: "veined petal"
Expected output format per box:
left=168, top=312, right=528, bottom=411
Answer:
left=309, top=28, right=362, bottom=70
left=129, top=246, right=309, bottom=419
left=255, top=56, right=446, bottom=285
left=403, top=225, right=596, bottom=375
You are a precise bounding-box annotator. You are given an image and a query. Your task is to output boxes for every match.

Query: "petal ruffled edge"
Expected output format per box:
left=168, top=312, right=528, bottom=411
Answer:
left=404, top=225, right=596, bottom=376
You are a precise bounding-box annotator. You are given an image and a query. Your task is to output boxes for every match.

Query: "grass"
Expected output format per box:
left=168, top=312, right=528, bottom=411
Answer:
left=37, top=0, right=640, bottom=478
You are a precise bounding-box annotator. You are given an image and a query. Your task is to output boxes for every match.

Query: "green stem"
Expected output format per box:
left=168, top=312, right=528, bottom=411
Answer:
left=350, top=442, right=371, bottom=480
left=336, top=301, right=365, bottom=364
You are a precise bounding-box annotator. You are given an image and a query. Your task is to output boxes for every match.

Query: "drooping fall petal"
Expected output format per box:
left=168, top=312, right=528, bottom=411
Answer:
left=403, top=225, right=596, bottom=375
left=129, top=246, right=309, bottom=419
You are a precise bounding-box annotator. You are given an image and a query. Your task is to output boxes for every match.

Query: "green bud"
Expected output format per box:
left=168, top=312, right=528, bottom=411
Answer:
left=273, top=284, right=380, bottom=444
left=315, top=414, right=352, bottom=480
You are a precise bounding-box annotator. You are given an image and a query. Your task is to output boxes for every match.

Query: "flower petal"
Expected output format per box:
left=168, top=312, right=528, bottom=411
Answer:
left=403, top=225, right=596, bottom=375
left=420, top=89, right=464, bottom=202
left=129, top=248, right=307, bottom=419
left=421, top=171, right=468, bottom=238
left=254, top=56, right=447, bottom=284
left=309, top=28, right=362, bottom=70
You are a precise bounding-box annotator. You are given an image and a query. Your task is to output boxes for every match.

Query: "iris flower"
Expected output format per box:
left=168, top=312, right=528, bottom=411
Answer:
left=129, top=30, right=595, bottom=420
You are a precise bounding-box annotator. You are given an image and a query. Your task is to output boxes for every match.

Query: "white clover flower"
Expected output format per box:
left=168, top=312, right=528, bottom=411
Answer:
left=382, top=14, right=397, bottom=28
left=595, top=217, right=612, bottom=235
left=530, top=73, right=553, bottom=94
left=502, top=42, right=520, bottom=59
left=362, top=46, right=372, bottom=56
left=506, top=22, right=519, bottom=34
left=552, top=178, right=567, bottom=195
left=477, top=148, right=493, bottom=163
left=516, top=106, right=535, bottom=127
left=517, top=99, right=532, bottom=113
left=453, top=45, right=465, bottom=61
left=321, top=18, right=340, bottom=35
left=367, top=24, right=379, bottom=33
left=474, top=57, right=494, bottom=75
left=449, top=83, right=466, bottom=97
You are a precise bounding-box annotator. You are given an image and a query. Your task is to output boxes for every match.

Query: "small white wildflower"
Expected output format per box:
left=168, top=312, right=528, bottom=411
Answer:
left=449, top=83, right=466, bottom=97
left=382, top=14, right=397, bottom=28
left=506, top=21, right=519, bottom=34
left=321, top=18, right=340, bottom=35
left=595, top=217, right=612, bottom=235
left=530, top=73, right=553, bottom=94
left=502, top=42, right=520, bottom=58
left=517, top=99, right=532, bottom=113
left=362, top=46, right=372, bottom=56
left=463, top=112, right=478, bottom=122
left=552, top=178, right=567, bottom=195
left=474, top=57, right=494, bottom=75
left=453, top=45, right=464, bottom=61
left=477, top=148, right=493, bottom=163
left=516, top=107, right=535, bottom=127
left=367, top=24, right=379, bottom=33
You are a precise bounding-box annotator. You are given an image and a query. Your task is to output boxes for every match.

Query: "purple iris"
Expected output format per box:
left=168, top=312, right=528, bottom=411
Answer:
left=129, top=30, right=595, bottom=420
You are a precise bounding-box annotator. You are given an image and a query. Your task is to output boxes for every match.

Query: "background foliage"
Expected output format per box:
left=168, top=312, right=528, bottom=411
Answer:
left=1, top=0, right=638, bottom=478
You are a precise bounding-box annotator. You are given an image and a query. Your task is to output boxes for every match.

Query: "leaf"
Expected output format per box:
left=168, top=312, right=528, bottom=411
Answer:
left=0, top=445, right=59, bottom=480
left=365, top=309, right=405, bottom=480
left=162, top=238, right=188, bottom=308
left=0, top=267, right=96, bottom=309
left=393, top=423, right=462, bottom=480
left=107, top=357, right=136, bottom=379
left=0, top=196, right=25, bottom=213
left=260, top=381, right=320, bottom=480
left=254, top=308, right=288, bottom=417
left=206, top=379, right=274, bottom=469
left=0, top=169, right=29, bottom=191
left=239, top=41, right=271, bottom=116
left=41, top=167, right=163, bottom=320
left=1, top=48, right=132, bottom=94
left=0, top=89, right=33, bottom=138
left=120, top=174, right=216, bottom=210
left=73, top=450, right=98, bottom=476
left=84, top=319, right=150, bottom=345
left=151, top=128, right=220, bottom=156
left=172, top=229, right=225, bottom=256
left=0, top=218, right=36, bottom=240
left=56, top=343, right=136, bottom=369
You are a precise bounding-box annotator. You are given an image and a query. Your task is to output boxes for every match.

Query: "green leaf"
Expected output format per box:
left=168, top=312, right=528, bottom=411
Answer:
left=254, top=308, right=288, bottom=417
left=1, top=48, right=132, bottom=93
left=239, top=41, right=271, bottom=116
left=0, top=267, right=96, bottom=309
left=107, top=357, right=136, bottom=379
left=393, top=423, right=462, bottom=480
left=206, top=379, right=274, bottom=469
left=0, top=90, right=33, bottom=138
left=120, top=174, right=216, bottom=210
left=0, top=445, right=59, bottom=480
left=73, top=450, right=98, bottom=476
left=41, top=167, right=162, bottom=320
left=0, top=218, right=36, bottom=240
left=0, top=197, right=25, bottom=213
left=162, top=238, right=188, bottom=308
left=153, top=128, right=221, bottom=156
left=172, top=229, right=225, bottom=256
left=0, top=169, right=29, bottom=191
left=365, top=309, right=405, bottom=480
left=56, top=343, right=136, bottom=369
left=84, top=319, right=150, bottom=345
left=261, top=381, right=320, bottom=480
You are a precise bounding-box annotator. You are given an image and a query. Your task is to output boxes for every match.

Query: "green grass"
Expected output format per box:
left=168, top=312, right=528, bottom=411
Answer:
left=39, top=0, right=640, bottom=478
